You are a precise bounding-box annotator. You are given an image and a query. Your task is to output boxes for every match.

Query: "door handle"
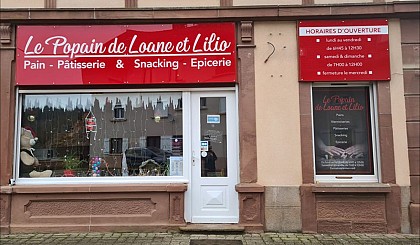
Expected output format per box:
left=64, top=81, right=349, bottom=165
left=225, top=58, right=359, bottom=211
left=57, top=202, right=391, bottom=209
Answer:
left=192, top=151, right=196, bottom=166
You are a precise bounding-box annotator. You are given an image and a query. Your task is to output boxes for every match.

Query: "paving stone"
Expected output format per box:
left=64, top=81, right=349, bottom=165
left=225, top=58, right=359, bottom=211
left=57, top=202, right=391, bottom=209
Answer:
left=1, top=232, right=420, bottom=244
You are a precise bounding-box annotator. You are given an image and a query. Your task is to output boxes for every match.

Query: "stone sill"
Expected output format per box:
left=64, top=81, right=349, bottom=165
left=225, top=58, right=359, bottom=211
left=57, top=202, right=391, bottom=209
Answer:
left=110, top=118, right=127, bottom=122
left=180, top=224, right=245, bottom=232
left=1, top=183, right=187, bottom=194
left=235, top=183, right=264, bottom=193
left=311, top=183, right=392, bottom=193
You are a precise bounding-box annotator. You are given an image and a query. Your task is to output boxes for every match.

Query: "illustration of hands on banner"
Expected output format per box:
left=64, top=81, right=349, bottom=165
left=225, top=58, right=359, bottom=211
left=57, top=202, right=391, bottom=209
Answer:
left=317, top=138, right=365, bottom=159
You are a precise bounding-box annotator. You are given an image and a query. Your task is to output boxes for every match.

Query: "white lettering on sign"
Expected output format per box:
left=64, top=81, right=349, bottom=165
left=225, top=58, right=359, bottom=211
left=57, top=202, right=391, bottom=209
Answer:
left=299, top=26, right=388, bottom=36
left=133, top=58, right=179, bottom=70
left=57, top=60, right=106, bottom=69
left=192, top=33, right=231, bottom=52
left=128, top=35, right=174, bottom=54
left=22, top=33, right=232, bottom=58
left=24, top=60, right=45, bottom=70
left=17, top=24, right=237, bottom=85
left=44, top=36, right=106, bottom=58
left=24, top=36, right=44, bottom=54
left=190, top=57, right=232, bottom=70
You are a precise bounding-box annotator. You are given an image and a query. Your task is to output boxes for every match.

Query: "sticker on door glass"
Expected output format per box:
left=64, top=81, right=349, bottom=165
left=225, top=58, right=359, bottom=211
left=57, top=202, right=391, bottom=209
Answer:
left=207, top=115, right=220, bottom=124
left=204, top=130, right=223, bottom=143
left=200, top=141, right=209, bottom=151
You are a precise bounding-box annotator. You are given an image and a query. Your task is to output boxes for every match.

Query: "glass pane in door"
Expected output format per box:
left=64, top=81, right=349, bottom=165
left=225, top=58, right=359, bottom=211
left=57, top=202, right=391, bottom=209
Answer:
left=200, top=97, right=227, bottom=177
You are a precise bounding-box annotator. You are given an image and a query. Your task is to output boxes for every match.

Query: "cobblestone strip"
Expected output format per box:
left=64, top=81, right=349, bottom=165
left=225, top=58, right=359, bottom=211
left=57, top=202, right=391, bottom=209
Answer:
left=0, top=233, right=419, bottom=244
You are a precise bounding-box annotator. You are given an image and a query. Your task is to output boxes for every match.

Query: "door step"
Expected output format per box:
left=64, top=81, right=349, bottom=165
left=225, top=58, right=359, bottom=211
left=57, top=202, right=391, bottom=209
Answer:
left=180, top=224, right=245, bottom=233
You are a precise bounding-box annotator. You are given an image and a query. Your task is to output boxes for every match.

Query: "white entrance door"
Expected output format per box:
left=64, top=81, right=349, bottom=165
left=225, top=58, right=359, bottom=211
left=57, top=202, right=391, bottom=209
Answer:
left=190, top=91, right=239, bottom=223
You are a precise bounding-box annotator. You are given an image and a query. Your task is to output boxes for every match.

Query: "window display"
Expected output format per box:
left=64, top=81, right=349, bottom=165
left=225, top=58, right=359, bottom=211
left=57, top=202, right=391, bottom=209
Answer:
left=312, top=86, right=375, bottom=176
left=19, top=92, right=183, bottom=178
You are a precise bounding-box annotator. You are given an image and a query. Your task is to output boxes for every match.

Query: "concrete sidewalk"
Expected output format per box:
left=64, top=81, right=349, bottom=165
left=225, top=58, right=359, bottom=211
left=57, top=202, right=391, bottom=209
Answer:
left=1, top=232, right=419, bottom=244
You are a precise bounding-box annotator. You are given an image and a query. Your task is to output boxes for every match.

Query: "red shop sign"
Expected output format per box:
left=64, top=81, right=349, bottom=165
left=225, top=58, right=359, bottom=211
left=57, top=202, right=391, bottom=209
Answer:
left=298, top=19, right=390, bottom=82
left=16, top=23, right=237, bottom=86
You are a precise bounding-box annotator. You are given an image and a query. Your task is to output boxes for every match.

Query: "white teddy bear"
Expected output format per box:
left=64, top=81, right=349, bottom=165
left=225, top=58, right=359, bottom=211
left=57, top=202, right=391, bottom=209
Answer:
left=20, top=127, right=52, bottom=178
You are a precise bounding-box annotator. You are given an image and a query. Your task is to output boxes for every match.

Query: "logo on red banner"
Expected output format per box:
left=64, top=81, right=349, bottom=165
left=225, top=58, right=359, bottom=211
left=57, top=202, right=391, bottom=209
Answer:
left=298, top=19, right=390, bottom=82
left=16, top=23, right=237, bottom=86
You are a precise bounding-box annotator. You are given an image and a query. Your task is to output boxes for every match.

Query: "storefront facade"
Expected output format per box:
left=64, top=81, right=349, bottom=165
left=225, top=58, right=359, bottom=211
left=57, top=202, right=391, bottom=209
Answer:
left=1, top=0, right=419, bottom=234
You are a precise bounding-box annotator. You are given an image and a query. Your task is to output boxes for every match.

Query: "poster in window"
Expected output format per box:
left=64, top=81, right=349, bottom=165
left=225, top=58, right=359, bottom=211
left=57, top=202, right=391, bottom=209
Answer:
left=313, top=87, right=374, bottom=175
left=169, top=156, right=183, bottom=176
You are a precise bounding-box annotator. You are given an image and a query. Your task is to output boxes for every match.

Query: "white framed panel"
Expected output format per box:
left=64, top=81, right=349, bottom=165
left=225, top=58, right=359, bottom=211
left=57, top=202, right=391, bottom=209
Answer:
left=311, top=83, right=379, bottom=183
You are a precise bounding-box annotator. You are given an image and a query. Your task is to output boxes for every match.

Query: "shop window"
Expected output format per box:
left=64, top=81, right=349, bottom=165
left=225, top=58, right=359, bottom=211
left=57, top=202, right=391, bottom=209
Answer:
left=153, top=100, right=168, bottom=123
left=176, top=98, right=182, bottom=111
left=312, top=85, right=378, bottom=182
left=110, top=138, right=123, bottom=154
left=17, top=92, right=184, bottom=181
left=200, top=98, right=207, bottom=109
left=146, top=136, right=161, bottom=149
left=219, top=97, right=226, bottom=114
left=113, top=104, right=125, bottom=119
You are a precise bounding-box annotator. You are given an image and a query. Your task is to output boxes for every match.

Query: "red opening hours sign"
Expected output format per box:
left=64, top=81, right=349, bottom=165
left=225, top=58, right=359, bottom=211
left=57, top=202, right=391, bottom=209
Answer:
left=299, top=19, right=390, bottom=82
left=16, top=23, right=237, bottom=86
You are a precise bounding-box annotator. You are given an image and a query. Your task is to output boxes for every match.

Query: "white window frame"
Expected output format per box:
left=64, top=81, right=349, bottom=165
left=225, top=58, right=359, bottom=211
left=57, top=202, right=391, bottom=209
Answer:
left=13, top=87, right=234, bottom=185
left=311, top=83, right=380, bottom=183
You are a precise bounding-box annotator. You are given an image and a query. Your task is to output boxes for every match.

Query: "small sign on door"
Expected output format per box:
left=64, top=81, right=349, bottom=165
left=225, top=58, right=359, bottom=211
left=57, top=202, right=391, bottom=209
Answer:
left=207, top=115, right=220, bottom=124
left=200, top=141, right=209, bottom=151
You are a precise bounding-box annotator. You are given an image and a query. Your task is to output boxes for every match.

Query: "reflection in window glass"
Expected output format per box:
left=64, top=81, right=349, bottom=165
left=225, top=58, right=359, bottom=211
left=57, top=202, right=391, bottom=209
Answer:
left=113, top=104, right=125, bottom=119
left=110, top=138, right=123, bottom=154
left=19, top=92, right=183, bottom=178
